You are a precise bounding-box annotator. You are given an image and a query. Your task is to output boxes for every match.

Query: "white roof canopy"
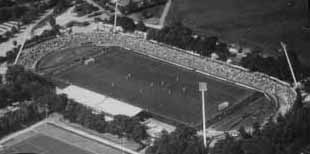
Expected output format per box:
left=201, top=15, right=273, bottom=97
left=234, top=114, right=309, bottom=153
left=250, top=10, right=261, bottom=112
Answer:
left=57, top=85, right=142, bottom=117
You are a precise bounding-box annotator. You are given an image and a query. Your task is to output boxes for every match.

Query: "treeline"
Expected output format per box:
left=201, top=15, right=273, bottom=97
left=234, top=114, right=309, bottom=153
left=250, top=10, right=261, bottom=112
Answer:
left=0, top=65, right=148, bottom=143
left=74, top=0, right=99, bottom=17
left=0, top=65, right=55, bottom=108
left=0, top=0, right=71, bottom=24
left=64, top=102, right=148, bottom=143
left=0, top=65, right=63, bottom=138
left=107, top=16, right=147, bottom=32
left=240, top=50, right=309, bottom=82
left=147, top=23, right=231, bottom=61
left=119, top=0, right=167, bottom=15
left=146, top=126, right=208, bottom=154
left=212, top=89, right=310, bottom=154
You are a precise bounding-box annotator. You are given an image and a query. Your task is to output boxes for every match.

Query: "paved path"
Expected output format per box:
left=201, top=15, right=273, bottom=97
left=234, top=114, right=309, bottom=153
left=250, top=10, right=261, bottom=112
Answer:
left=145, top=0, right=171, bottom=29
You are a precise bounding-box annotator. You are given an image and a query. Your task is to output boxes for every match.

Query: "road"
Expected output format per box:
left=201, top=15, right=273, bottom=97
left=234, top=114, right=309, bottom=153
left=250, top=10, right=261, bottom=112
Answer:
left=145, top=0, right=171, bottom=29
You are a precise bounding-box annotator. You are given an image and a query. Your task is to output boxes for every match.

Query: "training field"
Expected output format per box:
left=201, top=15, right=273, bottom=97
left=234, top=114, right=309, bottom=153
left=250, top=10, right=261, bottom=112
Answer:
left=167, top=0, right=310, bottom=66
left=2, top=122, right=125, bottom=154
left=38, top=46, right=267, bottom=127
left=6, top=134, right=93, bottom=154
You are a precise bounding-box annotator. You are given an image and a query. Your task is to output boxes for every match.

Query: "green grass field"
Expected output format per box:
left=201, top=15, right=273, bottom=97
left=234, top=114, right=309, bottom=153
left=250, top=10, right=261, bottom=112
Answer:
left=38, top=46, right=267, bottom=127
left=5, top=134, right=93, bottom=154
left=3, top=122, right=127, bottom=154
left=167, top=0, right=310, bottom=66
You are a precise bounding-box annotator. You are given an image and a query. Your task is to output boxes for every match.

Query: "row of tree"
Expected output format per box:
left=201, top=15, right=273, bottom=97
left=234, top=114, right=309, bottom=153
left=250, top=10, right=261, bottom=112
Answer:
left=240, top=49, right=310, bottom=83
left=146, top=126, right=208, bottom=154
left=74, top=0, right=99, bottom=17
left=0, top=65, right=63, bottom=138
left=107, top=15, right=147, bottom=32
left=119, top=0, right=167, bottom=15
left=63, top=102, right=148, bottom=143
left=0, top=65, right=55, bottom=108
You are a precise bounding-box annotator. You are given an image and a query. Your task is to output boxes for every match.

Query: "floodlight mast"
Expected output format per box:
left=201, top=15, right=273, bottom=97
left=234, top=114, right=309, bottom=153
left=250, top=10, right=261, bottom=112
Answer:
left=113, top=0, right=119, bottom=33
left=199, top=82, right=207, bottom=148
left=280, top=42, right=298, bottom=88
left=14, top=34, right=27, bottom=65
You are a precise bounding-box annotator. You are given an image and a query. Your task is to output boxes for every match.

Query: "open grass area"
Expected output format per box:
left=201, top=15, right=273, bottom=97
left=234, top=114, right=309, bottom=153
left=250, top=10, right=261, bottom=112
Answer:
left=38, top=46, right=266, bottom=127
left=167, top=0, right=310, bottom=66
left=5, top=134, right=93, bottom=154
left=2, top=122, right=127, bottom=154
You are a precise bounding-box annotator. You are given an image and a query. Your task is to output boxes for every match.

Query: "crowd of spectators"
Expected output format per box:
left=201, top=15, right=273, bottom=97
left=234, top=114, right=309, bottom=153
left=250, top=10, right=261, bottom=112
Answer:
left=18, top=31, right=296, bottom=112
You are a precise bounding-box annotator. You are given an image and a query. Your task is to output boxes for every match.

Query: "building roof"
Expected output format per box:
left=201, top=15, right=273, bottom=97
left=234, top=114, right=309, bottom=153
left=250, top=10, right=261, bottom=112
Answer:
left=56, top=85, right=143, bottom=117
left=143, top=118, right=176, bottom=138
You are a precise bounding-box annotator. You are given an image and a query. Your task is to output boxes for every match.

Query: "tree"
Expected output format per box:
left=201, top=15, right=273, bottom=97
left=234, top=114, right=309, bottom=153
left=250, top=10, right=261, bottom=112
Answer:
left=117, top=16, right=136, bottom=32
left=136, top=20, right=147, bottom=32
left=215, top=89, right=310, bottom=154
left=146, top=125, right=208, bottom=154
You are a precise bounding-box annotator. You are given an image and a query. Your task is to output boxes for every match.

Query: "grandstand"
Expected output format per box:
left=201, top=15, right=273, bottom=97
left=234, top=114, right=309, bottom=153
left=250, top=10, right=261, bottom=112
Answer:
left=56, top=85, right=143, bottom=118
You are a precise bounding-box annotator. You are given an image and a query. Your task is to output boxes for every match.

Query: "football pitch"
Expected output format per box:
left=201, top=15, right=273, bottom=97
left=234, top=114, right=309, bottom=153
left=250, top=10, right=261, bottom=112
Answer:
left=2, top=122, right=127, bottom=154
left=6, top=134, right=93, bottom=154
left=38, top=46, right=267, bottom=126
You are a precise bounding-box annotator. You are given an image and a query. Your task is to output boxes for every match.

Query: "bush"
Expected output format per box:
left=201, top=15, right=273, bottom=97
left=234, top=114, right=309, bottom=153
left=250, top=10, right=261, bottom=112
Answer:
left=66, top=21, right=90, bottom=28
left=213, top=89, right=310, bottom=154
left=73, top=1, right=99, bottom=16
left=63, top=101, right=148, bottom=143
left=119, top=0, right=167, bottom=15
left=147, top=23, right=223, bottom=59
left=108, top=16, right=136, bottom=32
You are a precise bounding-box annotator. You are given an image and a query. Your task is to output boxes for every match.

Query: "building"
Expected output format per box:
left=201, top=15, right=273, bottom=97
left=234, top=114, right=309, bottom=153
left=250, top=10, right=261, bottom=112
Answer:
left=56, top=85, right=143, bottom=120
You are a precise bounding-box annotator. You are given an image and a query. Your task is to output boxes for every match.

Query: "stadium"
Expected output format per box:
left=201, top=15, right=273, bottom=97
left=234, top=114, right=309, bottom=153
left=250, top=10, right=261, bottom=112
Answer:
left=18, top=31, right=295, bottom=131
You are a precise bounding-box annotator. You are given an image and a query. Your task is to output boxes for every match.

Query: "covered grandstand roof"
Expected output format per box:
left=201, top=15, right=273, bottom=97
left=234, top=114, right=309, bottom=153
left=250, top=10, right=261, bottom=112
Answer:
left=56, top=85, right=143, bottom=117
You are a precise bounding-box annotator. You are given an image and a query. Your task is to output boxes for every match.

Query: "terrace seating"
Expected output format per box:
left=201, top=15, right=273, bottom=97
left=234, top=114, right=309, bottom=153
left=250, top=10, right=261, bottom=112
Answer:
left=19, top=31, right=296, bottom=111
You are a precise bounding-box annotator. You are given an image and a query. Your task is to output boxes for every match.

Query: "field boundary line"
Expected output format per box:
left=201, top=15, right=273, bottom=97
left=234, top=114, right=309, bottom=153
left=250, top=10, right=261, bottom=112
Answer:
left=47, top=121, right=140, bottom=154
left=0, top=119, right=48, bottom=145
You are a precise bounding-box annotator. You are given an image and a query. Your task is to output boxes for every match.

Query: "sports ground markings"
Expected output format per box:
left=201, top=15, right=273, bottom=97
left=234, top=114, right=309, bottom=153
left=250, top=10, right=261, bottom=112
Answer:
left=1, top=118, right=137, bottom=154
left=45, top=121, right=139, bottom=154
